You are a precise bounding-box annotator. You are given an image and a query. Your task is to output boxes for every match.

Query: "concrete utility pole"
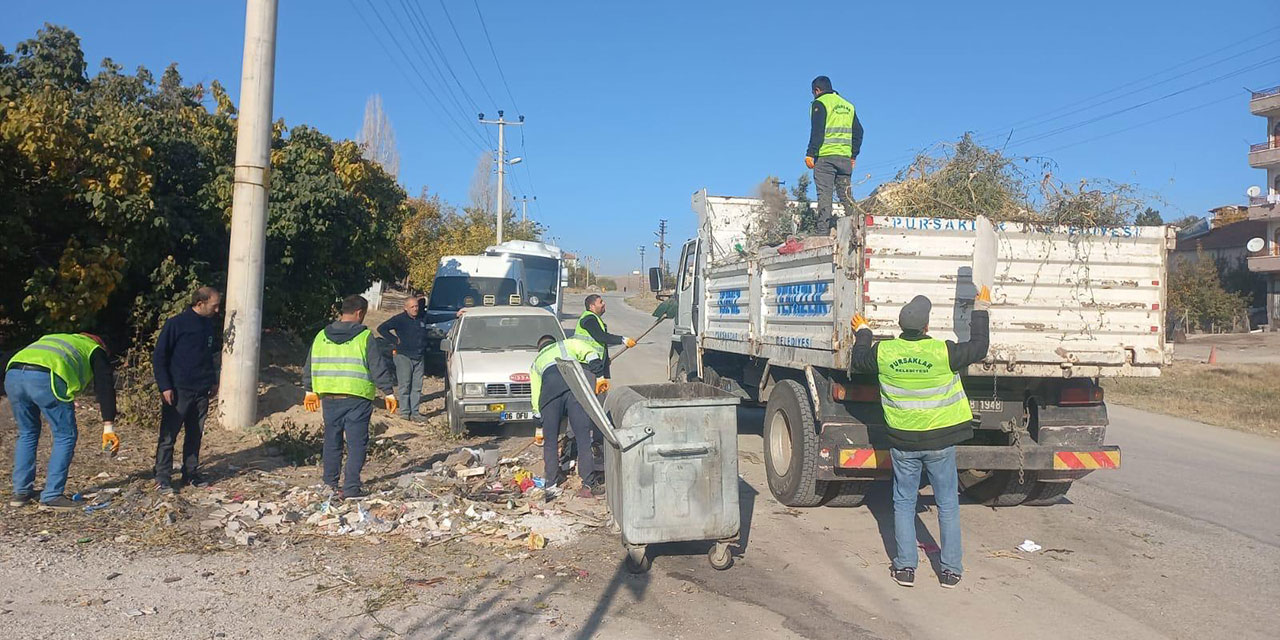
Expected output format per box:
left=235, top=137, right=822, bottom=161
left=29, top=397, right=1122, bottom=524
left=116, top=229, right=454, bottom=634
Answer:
left=654, top=219, right=669, bottom=286
left=478, top=111, right=523, bottom=244
left=219, top=0, right=278, bottom=430
left=514, top=195, right=534, bottom=223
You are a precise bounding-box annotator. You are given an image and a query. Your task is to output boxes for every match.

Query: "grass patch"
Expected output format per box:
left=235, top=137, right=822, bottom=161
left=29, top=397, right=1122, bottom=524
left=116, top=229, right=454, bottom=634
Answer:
left=1104, top=363, right=1280, bottom=438
left=625, top=294, right=662, bottom=314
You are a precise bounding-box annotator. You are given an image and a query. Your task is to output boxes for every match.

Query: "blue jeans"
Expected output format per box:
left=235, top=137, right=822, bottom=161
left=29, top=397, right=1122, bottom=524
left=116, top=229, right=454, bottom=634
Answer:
left=321, top=395, right=373, bottom=493
left=891, top=446, right=963, bottom=575
left=5, top=368, right=79, bottom=502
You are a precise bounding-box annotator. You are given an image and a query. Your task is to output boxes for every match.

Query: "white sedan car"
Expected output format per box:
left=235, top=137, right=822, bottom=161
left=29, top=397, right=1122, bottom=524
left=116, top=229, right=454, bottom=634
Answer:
left=442, top=306, right=565, bottom=434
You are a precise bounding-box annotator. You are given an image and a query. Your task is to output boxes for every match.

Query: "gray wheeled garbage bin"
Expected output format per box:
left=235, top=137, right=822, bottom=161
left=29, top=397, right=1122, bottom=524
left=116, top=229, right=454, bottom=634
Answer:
left=554, top=360, right=740, bottom=573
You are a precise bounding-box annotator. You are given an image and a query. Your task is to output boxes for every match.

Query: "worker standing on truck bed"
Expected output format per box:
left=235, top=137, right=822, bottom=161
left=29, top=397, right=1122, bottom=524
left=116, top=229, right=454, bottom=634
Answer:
left=805, top=75, right=863, bottom=234
left=530, top=334, right=607, bottom=497
left=302, top=295, right=398, bottom=500
left=575, top=294, right=635, bottom=380
left=848, top=287, right=991, bottom=589
left=5, top=332, right=118, bottom=511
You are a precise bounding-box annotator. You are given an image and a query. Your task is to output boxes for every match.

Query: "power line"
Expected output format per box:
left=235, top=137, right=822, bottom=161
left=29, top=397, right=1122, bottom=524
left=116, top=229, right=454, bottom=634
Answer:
left=349, top=0, right=487, bottom=152
left=1007, top=55, right=1280, bottom=148
left=390, top=0, right=483, bottom=122
left=398, top=0, right=484, bottom=113
left=1033, top=92, right=1243, bottom=155
left=436, top=0, right=499, bottom=109
left=472, top=0, right=521, bottom=113
left=976, top=36, right=1280, bottom=145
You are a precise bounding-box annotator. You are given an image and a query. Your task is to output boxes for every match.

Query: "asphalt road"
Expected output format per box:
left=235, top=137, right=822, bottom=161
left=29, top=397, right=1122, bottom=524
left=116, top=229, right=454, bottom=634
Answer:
left=562, top=292, right=1279, bottom=640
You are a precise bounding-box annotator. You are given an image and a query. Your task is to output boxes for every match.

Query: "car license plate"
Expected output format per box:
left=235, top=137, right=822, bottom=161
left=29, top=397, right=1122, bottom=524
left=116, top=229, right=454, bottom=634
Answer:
left=488, top=403, right=506, bottom=412
left=501, top=411, right=534, bottom=421
left=970, top=399, right=1004, bottom=413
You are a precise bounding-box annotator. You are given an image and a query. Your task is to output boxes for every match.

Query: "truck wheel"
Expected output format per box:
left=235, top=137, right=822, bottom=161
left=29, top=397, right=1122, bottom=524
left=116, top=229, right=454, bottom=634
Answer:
left=822, top=480, right=872, bottom=508
left=763, top=379, right=825, bottom=507
left=1023, top=480, right=1073, bottom=506
left=670, top=351, right=691, bottom=383
left=959, top=470, right=1034, bottom=507
left=446, top=388, right=465, bottom=436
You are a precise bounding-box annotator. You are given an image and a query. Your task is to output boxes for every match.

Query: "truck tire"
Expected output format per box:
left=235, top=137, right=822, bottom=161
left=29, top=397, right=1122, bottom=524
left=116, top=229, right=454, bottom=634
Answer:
left=670, top=352, right=689, bottom=383
left=1023, top=480, right=1073, bottom=506
left=959, top=470, right=1034, bottom=507
left=763, top=379, right=826, bottom=507
left=823, top=480, right=872, bottom=508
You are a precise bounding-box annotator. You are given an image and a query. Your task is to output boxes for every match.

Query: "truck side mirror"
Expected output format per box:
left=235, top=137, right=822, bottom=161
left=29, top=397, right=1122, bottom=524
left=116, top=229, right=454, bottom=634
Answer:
left=441, top=337, right=454, bottom=352
left=648, top=267, right=662, bottom=292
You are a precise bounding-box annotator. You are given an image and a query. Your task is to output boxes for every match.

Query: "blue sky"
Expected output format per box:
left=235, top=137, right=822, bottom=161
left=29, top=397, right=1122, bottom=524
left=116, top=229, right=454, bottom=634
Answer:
left=5, top=1, right=1280, bottom=274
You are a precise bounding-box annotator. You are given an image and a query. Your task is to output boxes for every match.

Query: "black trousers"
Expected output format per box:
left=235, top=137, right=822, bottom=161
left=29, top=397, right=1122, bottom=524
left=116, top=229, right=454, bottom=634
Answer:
left=155, top=389, right=209, bottom=484
left=539, top=392, right=598, bottom=484
left=321, top=395, right=373, bottom=493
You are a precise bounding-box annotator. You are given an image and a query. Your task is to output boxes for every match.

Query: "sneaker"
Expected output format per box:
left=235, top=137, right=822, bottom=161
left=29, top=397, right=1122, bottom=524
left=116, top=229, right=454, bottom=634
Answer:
left=891, top=566, right=915, bottom=587
left=939, top=570, right=962, bottom=589
left=8, top=493, right=34, bottom=508
left=183, top=474, right=209, bottom=489
left=340, top=487, right=366, bottom=501
left=156, top=482, right=176, bottom=496
left=588, top=480, right=606, bottom=498
left=38, top=495, right=79, bottom=512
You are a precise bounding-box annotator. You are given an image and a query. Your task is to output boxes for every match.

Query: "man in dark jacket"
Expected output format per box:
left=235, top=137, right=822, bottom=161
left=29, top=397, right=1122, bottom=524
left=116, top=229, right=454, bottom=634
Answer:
left=805, top=75, right=864, bottom=233
left=848, top=287, right=990, bottom=589
left=529, top=335, right=607, bottom=496
left=152, top=286, right=221, bottom=493
left=574, top=295, right=635, bottom=379
left=302, top=295, right=397, bottom=499
left=377, top=296, right=427, bottom=421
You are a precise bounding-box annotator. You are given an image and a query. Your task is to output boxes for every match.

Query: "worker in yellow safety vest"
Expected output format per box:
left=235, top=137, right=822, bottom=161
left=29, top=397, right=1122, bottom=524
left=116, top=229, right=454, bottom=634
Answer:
left=5, top=332, right=118, bottom=511
left=848, top=288, right=991, bottom=589
left=804, top=75, right=864, bottom=233
left=574, top=294, right=635, bottom=380
left=530, top=335, right=607, bottom=497
left=302, top=294, right=397, bottom=500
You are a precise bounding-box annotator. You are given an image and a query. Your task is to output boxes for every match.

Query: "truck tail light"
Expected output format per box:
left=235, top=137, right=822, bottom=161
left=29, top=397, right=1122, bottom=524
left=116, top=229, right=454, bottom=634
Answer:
left=833, top=383, right=879, bottom=403
left=1059, top=381, right=1103, bottom=406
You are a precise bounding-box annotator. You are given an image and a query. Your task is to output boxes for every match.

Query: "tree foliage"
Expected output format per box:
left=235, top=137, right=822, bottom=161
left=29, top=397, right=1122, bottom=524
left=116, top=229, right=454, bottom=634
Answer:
left=0, top=25, right=407, bottom=346
left=1169, top=246, right=1248, bottom=332
left=1135, top=207, right=1163, bottom=226
left=398, top=192, right=544, bottom=293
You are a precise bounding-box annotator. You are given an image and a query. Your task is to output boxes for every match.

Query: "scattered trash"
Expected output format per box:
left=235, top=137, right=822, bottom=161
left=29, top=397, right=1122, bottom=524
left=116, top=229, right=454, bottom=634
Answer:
left=105, top=572, right=122, bottom=581
left=527, top=532, right=546, bottom=550
left=1017, top=540, right=1043, bottom=553
left=163, top=576, right=182, bottom=583
left=123, top=607, right=157, bottom=618
left=84, top=501, right=112, bottom=514
left=75, top=537, right=93, bottom=544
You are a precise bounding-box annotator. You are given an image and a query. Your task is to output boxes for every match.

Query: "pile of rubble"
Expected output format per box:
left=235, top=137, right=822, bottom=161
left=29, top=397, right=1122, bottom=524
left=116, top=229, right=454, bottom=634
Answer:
left=190, top=445, right=607, bottom=550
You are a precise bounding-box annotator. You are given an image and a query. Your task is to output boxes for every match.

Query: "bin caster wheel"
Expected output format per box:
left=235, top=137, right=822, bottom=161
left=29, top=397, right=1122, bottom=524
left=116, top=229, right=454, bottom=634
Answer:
left=625, top=546, right=651, bottom=574
left=708, top=542, right=733, bottom=570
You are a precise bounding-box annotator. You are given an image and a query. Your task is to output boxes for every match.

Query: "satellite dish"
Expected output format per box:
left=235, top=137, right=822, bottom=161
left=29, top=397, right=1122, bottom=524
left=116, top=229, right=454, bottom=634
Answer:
left=1248, top=185, right=1263, bottom=198
left=1247, top=237, right=1265, bottom=253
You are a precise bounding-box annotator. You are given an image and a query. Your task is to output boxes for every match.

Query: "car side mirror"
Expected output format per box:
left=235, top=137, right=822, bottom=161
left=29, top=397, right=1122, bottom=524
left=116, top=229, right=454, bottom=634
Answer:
left=441, top=337, right=454, bottom=352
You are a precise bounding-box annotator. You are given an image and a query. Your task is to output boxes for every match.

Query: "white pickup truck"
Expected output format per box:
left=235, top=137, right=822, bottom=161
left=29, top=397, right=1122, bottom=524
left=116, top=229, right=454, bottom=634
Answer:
left=668, top=190, right=1175, bottom=508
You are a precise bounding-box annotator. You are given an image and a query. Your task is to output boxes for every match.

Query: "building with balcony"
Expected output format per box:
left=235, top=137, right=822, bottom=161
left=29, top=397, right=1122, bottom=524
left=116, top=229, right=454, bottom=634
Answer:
left=1246, top=85, right=1280, bottom=328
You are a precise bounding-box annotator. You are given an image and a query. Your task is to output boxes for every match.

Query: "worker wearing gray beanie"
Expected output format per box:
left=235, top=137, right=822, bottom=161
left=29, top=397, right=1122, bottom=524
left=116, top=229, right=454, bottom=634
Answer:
left=847, top=287, right=992, bottom=590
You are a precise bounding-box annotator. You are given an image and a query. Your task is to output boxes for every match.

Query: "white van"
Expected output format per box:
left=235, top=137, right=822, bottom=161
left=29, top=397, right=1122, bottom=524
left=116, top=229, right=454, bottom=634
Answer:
left=424, top=255, right=528, bottom=363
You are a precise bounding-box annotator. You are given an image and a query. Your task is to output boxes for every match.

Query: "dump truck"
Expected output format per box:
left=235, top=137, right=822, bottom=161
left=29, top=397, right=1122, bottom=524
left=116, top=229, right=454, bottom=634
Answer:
left=668, top=190, right=1175, bottom=507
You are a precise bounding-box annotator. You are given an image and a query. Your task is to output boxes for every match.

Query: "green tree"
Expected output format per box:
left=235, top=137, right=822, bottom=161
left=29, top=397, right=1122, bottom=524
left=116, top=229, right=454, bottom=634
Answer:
left=1169, top=246, right=1248, bottom=332
left=1135, top=207, right=1163, bottom=226
left=792, top=172, right=816, bottom=233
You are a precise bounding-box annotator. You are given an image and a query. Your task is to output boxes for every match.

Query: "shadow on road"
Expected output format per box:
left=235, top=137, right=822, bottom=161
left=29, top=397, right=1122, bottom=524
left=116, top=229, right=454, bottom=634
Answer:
left=865, top=482, right=945, bottom=577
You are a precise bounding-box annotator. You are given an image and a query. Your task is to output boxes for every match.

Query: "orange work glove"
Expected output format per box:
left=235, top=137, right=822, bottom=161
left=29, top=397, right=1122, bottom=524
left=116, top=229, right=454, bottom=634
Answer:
left=384, top=394, right=399, bottom=414
left=594, top=378, right=610, bottom=395
left=303, top=392, right=320, bottom=412
left=804, top=156, right=815, bottom=170
left=101, top=422, right=120, bottom=455
left=975, top=285, right=992, bottom=311
left=851, top=314, right=870, bottom=332
left=624, top=337, right=637, bottom=348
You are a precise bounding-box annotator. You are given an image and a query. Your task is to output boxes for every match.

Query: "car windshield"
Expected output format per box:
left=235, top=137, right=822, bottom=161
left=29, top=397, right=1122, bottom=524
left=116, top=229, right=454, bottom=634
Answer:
left=456, top=315, right=565, bottom=351
left=428, top=276, right=520, bottom=312
left=517, top=255, right=560, bottom=305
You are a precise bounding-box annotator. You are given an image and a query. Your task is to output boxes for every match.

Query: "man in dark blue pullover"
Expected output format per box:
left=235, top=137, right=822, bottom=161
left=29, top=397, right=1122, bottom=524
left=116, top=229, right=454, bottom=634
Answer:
left=152, top=286, right=221, bottom=493
left=378, top=296, right=427, bottom=421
